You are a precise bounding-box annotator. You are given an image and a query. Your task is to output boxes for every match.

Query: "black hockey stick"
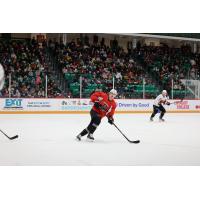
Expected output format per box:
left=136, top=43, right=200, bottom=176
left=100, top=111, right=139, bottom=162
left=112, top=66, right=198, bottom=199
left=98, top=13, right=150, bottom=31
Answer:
left=113, top=123, right=140, bottom=144
left=0, top=129, right=19, bottom=140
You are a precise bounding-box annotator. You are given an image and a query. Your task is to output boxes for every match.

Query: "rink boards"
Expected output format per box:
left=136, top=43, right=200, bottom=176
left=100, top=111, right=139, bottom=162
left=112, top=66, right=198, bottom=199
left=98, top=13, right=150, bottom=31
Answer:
left=0, top=98, right=200, bottom=114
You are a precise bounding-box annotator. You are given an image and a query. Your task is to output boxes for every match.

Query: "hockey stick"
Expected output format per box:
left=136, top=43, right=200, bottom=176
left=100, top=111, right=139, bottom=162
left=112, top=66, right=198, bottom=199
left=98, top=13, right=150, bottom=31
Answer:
left=170, top=98, right=184, bottom=105
left=0, top=129, right=19, bottom=140
left=113, top=123, right=140, bottom=144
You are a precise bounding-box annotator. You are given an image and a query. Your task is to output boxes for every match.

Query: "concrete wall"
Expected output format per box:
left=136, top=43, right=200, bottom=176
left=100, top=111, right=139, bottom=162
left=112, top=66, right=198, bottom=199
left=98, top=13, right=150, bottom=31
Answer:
left=1, top=33, right=199, bottom=51
left=11, top=33, right=31, bottom=38
left=144, top=38, right=160, bottom=46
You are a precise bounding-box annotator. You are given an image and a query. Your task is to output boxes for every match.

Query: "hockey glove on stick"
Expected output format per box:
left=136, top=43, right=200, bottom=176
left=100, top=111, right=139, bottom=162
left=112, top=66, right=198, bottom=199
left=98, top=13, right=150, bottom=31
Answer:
left=108, top=117, right=114, bottom=125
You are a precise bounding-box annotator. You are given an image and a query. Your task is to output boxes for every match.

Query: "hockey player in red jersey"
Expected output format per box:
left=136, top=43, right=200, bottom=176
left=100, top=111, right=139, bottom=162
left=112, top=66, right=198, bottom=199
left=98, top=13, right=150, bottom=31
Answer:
left=76, top=89, right=117, bottom=141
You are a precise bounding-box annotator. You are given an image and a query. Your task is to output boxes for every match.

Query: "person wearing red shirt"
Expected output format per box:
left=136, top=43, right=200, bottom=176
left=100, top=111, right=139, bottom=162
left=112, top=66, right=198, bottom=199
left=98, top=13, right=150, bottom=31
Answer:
left=76, top=89, right=117, bottom=141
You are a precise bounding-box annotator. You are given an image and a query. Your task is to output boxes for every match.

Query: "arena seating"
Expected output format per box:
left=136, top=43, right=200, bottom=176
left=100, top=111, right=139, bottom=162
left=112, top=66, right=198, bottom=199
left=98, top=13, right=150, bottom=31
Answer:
left=50, top=39, right=158, bottom=98
left=0, top=39, right=63, bottom=98
left=1, top=37, right=199, bottom=99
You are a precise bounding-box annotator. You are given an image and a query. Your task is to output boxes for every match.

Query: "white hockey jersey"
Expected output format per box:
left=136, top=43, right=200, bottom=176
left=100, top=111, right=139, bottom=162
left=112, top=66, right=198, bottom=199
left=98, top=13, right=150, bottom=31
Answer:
left=153, top=94, right=169, bottom=106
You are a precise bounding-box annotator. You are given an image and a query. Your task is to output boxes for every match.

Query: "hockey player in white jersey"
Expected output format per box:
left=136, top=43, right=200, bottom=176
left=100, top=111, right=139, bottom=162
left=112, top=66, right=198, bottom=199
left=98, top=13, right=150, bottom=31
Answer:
left=150, top=90, right=170, bottom=122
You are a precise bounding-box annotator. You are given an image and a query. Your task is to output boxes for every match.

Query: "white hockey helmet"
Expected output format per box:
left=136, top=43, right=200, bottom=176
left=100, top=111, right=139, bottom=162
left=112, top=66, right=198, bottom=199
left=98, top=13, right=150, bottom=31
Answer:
left=162, top=90, right=167, bottom=95
left=109, top=89, right=118, bottom=96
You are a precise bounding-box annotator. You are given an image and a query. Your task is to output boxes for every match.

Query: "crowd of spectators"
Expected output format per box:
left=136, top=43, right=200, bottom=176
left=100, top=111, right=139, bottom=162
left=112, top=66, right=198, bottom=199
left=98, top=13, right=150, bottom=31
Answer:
left=1, top=36, right=199, bottom=99
left=49, top=36, right=154, bottom=98
left=50, top=37, right=200, bottom=98
left=0, top=39, right=63, bottom=98
left=136, top=45, right=200, bottom=91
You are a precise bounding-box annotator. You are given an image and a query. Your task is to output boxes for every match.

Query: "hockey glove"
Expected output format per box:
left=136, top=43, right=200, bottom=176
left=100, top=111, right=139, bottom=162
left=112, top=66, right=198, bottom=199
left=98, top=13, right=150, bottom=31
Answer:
left=94, top=102, right=101, bottom=109
left=108, top=117, right=114, bottom=125
left=94, top=102, right=108, bottom=112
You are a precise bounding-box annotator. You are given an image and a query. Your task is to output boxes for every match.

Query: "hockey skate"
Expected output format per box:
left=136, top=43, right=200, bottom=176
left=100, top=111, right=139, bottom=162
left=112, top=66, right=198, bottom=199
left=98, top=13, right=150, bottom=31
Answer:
left=76, top=134, right=82, bottom=141
left=87, top=133, right=94, bottom=141
left=150, top=117, right=153, bottom=122
left=159, top=118, right=165, bottom=122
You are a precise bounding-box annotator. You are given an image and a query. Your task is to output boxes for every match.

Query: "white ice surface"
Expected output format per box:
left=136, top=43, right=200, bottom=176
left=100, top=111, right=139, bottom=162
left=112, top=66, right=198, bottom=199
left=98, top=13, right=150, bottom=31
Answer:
left=0, top=113, right=200, bottom=165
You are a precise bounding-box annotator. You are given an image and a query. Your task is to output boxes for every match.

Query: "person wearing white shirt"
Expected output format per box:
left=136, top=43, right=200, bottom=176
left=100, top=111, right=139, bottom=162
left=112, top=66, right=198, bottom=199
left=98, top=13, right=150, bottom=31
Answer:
left=116, top=72, right=122, bottom=80
left=150, top=90, right=170, bottom=122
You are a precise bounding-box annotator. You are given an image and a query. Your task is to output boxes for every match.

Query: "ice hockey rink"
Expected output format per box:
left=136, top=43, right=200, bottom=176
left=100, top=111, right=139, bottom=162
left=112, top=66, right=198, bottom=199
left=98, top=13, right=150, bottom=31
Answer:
left=0, top=113, right=200, bottom=165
